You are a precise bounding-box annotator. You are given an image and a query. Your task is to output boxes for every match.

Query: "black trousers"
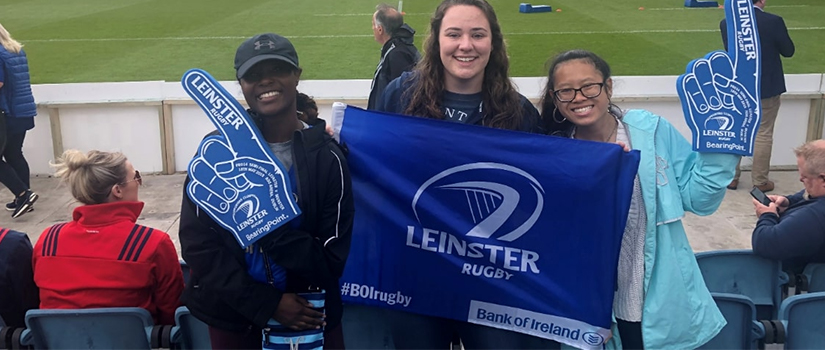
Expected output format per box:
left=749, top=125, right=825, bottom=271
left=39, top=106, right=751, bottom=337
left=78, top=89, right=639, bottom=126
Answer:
left=0, top=130, right=30, bottom=197
left=617, top=319, right=644, bottom=350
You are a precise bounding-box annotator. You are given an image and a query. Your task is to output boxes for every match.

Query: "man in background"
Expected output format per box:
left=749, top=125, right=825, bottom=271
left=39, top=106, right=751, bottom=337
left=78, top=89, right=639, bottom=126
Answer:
left=721, top=0, right=795, bottom=192
left=751, top=140, right=825, bottom=275
left=367, top=3, right=420, bottom=110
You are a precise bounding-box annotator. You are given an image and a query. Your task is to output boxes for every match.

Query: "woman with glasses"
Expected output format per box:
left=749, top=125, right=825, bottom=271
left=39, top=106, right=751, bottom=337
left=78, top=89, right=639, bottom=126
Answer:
left=31, top=149, right=183, bottom=325
left=540, top=49, right=737, bottom=349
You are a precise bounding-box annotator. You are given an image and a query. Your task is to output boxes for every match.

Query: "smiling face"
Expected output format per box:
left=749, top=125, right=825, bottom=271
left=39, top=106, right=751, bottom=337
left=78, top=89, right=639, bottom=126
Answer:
left=551, top=59, right=613, bottom=128
left=239, top=59, right=301, bottom=117
left=439, top=4, right=492, bottom=93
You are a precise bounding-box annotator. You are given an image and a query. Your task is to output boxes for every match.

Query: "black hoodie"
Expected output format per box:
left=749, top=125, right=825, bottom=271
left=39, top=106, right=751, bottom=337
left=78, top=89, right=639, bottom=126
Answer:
left=367, top=23, right=420, bottom=110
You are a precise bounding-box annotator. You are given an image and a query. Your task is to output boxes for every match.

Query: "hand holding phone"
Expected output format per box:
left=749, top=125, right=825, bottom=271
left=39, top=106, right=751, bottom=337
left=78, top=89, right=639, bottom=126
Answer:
left=750, top=187, right=772, bottom=206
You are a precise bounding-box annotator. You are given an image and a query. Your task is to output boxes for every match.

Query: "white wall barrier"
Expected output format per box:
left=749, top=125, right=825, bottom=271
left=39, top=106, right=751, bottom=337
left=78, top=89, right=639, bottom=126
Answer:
left=25, top=74, right=825, bottom=175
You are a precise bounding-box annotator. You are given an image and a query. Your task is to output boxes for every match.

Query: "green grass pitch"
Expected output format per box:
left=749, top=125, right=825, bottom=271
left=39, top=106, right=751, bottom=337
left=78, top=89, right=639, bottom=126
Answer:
left=2, top=0, right=823, bottom=83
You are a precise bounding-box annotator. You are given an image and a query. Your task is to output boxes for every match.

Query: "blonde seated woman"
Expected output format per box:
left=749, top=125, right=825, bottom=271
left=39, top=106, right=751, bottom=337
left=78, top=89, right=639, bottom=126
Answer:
left=32, top=150, right=183, bottom=325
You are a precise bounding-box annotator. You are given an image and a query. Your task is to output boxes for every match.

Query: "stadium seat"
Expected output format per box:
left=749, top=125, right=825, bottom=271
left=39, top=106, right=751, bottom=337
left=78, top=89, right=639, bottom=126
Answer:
left=802, top=263, right=825, bottom=293
left=778, top=292, right=825, bottom=349
left=684, top=0, right=719, bottom=8
left=180, top=260, right=191, bottom=286
left=1, top=321, right=31, bottom=350
left=23, top=308, right=157, bottom=349
left=698, top=293, right=764, bottom=349
left=173, top=306, right=211, bottom=350
left=695, top=250, right=789, bottom=319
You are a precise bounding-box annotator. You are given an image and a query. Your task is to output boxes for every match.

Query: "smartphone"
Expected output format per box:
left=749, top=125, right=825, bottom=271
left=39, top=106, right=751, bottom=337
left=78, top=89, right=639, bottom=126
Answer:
left=750, top=187, right=772, bottom=206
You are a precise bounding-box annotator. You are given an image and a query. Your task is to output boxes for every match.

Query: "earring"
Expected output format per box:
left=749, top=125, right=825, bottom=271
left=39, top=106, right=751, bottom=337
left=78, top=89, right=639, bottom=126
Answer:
left=552, top=106, right=566, bottom=123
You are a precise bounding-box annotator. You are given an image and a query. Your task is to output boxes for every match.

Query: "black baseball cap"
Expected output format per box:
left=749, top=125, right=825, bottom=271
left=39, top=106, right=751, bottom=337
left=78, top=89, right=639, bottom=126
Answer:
left=234, top=33, right=299, bottom=79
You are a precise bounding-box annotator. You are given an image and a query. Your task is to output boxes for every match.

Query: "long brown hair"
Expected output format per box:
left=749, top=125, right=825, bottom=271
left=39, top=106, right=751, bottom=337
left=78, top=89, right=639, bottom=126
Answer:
left=403, top=0, right=523, bottom=130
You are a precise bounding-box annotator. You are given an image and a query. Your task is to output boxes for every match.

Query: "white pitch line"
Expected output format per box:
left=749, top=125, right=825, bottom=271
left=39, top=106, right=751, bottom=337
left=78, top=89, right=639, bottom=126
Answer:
left=21, top=26, right=825, bottom=43
left=508, top=27, right=825, bottom=35
left=646, top=4, right=809, bottom=10
left=313, top=12, right=429, bottom=16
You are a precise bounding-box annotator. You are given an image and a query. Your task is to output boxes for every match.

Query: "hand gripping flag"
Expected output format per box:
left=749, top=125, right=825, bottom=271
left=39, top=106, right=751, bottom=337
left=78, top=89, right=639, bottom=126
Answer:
left=678, top=0, right=761, bottom=155
left=182, top=69, right=301, bottom=248
left=337, top=106, right=640, bottom=350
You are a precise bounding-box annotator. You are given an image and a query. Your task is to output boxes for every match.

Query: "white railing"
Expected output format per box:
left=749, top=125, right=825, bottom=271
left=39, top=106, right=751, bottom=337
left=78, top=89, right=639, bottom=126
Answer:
left=24, top=74, right=825, bottom=175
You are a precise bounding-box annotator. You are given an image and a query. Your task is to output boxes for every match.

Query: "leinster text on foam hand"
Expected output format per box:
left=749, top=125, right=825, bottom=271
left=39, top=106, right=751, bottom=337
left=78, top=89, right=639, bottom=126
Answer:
left=342, top=283, right=412, bottom=307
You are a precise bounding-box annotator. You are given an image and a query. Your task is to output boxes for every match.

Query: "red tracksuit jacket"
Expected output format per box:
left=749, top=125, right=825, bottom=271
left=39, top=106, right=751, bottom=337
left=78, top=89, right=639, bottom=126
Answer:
left=32, top=201, right=183, bottom=325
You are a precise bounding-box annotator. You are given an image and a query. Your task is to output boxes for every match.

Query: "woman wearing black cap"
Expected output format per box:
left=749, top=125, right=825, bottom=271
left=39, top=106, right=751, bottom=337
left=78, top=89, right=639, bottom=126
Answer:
left=178, top=33, right=354, bottom=350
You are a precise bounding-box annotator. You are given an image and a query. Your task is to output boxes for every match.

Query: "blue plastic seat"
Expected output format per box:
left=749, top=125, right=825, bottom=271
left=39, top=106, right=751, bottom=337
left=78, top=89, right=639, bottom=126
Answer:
left=802, top=263, right=825, bottom=293
left=779, top=292, right=825, bottom=349
left=698, top=293, right=765, bottom=349
left=174, top=306, right=211, bottom=349
left=24, top=308, right=155, bottom=349
left=695, top=249, right=789, bottom=319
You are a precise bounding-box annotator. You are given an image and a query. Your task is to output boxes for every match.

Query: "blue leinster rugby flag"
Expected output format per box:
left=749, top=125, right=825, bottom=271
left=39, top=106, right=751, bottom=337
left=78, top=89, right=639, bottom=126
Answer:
left=338, top=106, right=640, bottom=349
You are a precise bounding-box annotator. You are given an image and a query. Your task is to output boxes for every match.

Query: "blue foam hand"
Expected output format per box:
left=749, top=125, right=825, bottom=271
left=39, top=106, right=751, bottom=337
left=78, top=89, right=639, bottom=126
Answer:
left=677, top=0, right=761, bottom=155
left=182, top=69, right=301, bottom=248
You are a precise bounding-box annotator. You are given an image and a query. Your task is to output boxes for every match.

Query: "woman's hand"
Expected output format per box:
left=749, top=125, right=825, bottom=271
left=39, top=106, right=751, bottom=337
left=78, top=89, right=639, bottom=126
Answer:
left=273, top=293, right=326, bottom=330
left=616, top=141, right=631, bottom=152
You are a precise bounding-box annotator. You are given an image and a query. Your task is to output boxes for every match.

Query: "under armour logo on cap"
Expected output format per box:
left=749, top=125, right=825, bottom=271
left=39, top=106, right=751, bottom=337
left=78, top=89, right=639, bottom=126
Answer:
left=255, top=40, right=277, bottom=50
left=234, top=33, right=300, bottom=79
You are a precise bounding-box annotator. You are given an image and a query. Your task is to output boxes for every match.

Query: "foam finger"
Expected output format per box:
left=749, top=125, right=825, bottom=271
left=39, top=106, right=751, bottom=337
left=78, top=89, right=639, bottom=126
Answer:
left=682, top=75, right=708, bottom=114
left=188, top=181, right=231, bottom=214
left=182, top=69, right=271, bottom=160
left=189, top=160, right=239, bottom=202
left=692, top=60, right=721, bottom=110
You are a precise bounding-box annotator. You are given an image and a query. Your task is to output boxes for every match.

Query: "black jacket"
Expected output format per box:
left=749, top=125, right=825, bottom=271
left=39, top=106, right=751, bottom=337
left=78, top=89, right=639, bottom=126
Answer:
left=720, top=7, right=795, bottom=99
left=753, top=190, right=825, bottom=273
left=367, top=23, right=420, bottom=110
left=0, top=228, right=39, bottom=328
left=179, top=119, right=354, bottom=332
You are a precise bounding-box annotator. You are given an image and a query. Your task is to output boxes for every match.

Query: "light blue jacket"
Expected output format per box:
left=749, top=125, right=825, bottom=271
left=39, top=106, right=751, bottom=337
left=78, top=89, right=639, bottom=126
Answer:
left=603, top=109, right=738, bottom=349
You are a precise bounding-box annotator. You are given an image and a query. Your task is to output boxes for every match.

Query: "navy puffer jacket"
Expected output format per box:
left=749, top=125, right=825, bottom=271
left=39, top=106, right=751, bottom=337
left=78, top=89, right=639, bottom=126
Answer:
left=0, top=46, right=37, bottom=120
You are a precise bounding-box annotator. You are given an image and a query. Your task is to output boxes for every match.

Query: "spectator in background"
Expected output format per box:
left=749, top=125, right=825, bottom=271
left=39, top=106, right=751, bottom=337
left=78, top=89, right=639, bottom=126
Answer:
left=32, top=150, right=183, bottom=325
left=297, top=92, right=319, bottom=124
left=367, top=3, right=420, bottom=110
left=0, top=227, right=38, bottom=328
left=0, top=23, right=38, bottom=219
left=751, top=140, right=825, bottom=274
left=721, top=0, right=795, bottom=192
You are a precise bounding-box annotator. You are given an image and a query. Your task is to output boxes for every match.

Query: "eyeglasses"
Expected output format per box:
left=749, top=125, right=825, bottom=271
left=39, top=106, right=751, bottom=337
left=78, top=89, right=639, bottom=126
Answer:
left=120, top=170, right=142, bottom=186
left=551, top=82, right=605, bottom=102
